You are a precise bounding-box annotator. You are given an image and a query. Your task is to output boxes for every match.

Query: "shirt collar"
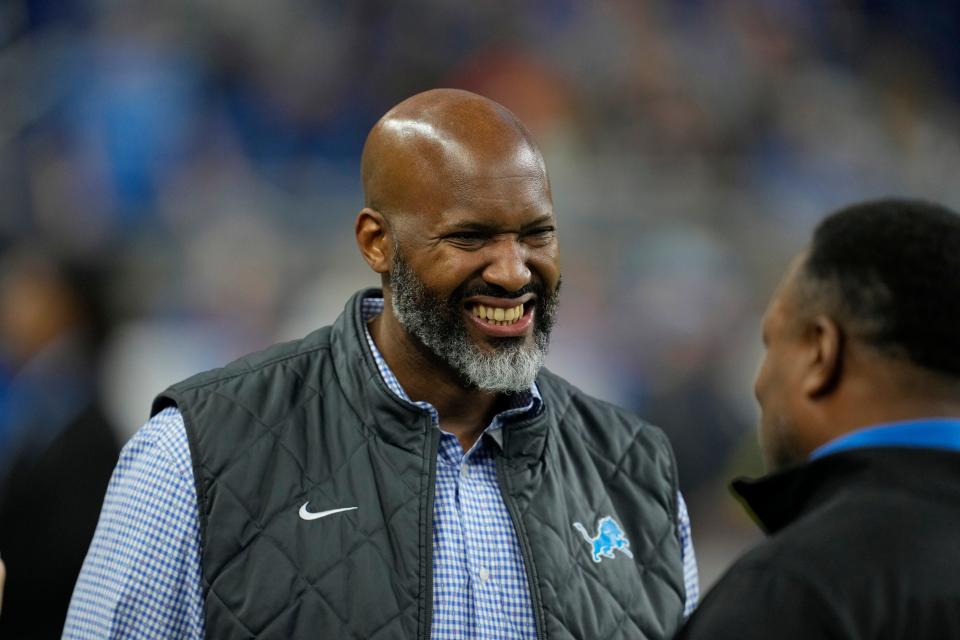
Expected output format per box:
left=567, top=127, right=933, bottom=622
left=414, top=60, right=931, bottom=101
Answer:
left=359, top=297, right=542, bottom=438
left=810, top=418, right=960, bottom=460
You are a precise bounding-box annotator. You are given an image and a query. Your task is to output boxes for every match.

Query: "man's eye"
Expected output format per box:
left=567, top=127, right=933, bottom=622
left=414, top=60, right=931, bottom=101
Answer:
left=525, top=228, right=556, bottom=243
left=447, top=232, right=486, bottom=245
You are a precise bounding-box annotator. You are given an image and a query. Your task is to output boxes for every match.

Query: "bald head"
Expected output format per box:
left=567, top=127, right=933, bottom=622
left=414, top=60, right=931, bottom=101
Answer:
left=361, top=89, right=549, bottom=216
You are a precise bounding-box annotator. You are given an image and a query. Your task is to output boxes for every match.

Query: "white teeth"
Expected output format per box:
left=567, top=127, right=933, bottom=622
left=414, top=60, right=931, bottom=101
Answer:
left=493, top=307, right=505, bottom=321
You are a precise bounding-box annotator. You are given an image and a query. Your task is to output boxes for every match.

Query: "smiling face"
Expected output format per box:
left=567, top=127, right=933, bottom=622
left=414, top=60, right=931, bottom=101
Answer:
left=388, top=165, right=561, bottom=392
left=358, top=89, right=562, bottom=392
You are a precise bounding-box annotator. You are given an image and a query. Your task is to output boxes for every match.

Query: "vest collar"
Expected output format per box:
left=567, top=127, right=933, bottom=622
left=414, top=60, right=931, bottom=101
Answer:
left=329, top=288, right=549, bottom=464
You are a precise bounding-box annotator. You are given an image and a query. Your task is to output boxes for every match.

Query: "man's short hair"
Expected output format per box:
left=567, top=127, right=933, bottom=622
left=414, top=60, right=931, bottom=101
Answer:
left=802, top=198, right=960, bottom=378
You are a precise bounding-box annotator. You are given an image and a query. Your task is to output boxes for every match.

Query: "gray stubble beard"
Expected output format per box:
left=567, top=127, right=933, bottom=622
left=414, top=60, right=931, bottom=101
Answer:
left=389, top=250, right=558, bottom=394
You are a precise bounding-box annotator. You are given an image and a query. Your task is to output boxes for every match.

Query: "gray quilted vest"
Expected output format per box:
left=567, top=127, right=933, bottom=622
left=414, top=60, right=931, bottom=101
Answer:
left=153, top=289, right=685, bottom=639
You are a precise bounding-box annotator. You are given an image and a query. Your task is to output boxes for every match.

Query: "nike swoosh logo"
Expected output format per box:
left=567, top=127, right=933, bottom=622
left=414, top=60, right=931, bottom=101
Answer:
left=298, top=503, right=358, bottom=521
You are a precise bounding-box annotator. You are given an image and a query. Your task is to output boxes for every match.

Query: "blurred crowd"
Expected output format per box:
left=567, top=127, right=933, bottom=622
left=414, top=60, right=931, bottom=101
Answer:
left=2, top=0, right=960, bottom=632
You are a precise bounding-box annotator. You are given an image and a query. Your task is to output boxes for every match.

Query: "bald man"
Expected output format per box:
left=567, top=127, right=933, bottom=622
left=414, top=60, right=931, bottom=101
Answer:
left=65, top=90, right=697, bottom=639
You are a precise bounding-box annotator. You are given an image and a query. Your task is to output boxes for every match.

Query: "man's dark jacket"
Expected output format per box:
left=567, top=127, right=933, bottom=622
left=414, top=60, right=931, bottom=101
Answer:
left=678, top=447, right=960, bottom=640
left=153, top=289, right=686, bottom=639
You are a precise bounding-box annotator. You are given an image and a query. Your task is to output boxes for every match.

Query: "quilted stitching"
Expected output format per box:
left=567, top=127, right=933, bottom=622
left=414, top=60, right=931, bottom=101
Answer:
left=499, top=375, right=685, bottom=639
left=207, top=442, right=421, bottom=636
left=171, top=339, right=427, bottom=638
left=166, top=296, right=684, bottom=639
left=524, top=503, right=680, bottom=639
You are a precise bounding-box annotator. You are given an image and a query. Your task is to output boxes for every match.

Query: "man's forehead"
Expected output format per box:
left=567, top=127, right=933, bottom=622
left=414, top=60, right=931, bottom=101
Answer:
left=411, top=133, right=547, bottom=191
left=771, top=253, right=807, bottom=302
left=762, top=290, right=786, bottom=331
left=436, top=200, right=554, bottom=226
left=396, top=149, right=551, bottom=224
left=763, top=252, right=810, bottom=333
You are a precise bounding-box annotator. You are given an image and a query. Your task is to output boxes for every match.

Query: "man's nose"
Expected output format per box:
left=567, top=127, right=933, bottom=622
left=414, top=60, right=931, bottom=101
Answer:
left=482, top=237, right=531, bottom=294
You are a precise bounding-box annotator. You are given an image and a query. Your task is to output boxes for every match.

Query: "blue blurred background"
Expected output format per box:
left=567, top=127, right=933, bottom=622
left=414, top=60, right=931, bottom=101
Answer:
left=2, top=0, right=960, bottom=610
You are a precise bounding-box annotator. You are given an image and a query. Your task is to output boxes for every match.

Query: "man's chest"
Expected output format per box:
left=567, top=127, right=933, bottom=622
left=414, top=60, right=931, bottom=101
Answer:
left=430, top=434, right=537, bottom=639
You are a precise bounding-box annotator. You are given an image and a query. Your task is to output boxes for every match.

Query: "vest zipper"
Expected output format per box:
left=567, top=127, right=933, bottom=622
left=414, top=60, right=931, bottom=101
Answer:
left=421, top=424, right=441, bottom=639
left=496, top=458, right=546, bottom=640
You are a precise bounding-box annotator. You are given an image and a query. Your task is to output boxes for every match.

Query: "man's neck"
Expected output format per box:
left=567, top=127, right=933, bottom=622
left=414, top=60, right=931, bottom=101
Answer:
left=808, top=353, right=960, bottom=450
left=368, top=313, right=502, bottom=451
left=812, top=388, right=960, bottom=456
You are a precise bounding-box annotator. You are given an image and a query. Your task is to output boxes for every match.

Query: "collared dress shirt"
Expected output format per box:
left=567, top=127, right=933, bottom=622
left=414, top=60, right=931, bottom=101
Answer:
left=65, top=299, right=698, bottom=638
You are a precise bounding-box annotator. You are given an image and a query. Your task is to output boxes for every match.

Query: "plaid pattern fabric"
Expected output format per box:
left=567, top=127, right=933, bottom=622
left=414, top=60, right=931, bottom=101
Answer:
left=63, top=297, right=698, bottom=639
left=63, top=406, right=205, bottom=639
left=431, top=436, right=538, bottom=638
left=677, top=491, right=699, bottom=616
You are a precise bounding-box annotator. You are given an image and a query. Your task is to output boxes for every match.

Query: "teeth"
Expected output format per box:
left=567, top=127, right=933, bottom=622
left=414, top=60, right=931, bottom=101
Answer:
left=472, top=303, right=525, bottom=325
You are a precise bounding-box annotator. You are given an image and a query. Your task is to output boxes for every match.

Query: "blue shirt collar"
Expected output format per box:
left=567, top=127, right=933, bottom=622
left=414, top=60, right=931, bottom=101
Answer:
left=810, top=418, right=960, bottom=460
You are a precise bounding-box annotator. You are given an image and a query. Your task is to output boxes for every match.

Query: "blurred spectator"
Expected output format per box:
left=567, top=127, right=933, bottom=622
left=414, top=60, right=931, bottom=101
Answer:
left=0, top=249, right=119, bottom=639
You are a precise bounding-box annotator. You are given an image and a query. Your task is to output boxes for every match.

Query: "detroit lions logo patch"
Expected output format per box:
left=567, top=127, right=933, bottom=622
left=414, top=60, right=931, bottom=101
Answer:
left=573, top=516, right=634, bottom=563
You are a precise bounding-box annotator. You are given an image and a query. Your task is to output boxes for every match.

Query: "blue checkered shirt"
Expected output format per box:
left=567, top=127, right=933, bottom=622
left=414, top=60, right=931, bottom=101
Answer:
left=65, top=298, right=698, bottom=638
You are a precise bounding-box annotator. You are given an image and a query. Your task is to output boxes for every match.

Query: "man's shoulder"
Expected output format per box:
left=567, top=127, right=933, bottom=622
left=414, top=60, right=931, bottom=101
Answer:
left=538, top=368, right=665, bottom=431
left=678, top=539, right=849, bottom=640
left=687, top=481, right=960, bottom=639
left=158, top=327, right=330, bottom=400
left=537, top=367, right=674, bottom=461
left=153, top=327, right=335, bottom=412
left=729, top=481, right=948, bottom=587
left=789, top=472, right=960, bottom=570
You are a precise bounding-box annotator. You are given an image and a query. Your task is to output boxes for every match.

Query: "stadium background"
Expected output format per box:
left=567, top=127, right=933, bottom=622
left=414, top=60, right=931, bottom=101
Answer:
left=2, top=0, right=960, bottom=592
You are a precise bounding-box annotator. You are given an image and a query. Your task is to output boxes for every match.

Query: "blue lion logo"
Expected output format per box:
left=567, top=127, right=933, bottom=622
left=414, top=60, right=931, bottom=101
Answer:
left=573, top=516, right=634, bottom=563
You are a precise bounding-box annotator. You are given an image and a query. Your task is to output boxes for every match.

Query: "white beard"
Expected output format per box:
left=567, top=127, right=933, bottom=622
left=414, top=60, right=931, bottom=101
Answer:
left=390, top=251, right=555, bottom=393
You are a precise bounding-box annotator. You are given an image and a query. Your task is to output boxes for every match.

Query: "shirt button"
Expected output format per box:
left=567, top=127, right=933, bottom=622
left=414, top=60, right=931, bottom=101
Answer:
left=460, top=463, right=469, bottom=478
left=478, top=567, right=490, bottom=582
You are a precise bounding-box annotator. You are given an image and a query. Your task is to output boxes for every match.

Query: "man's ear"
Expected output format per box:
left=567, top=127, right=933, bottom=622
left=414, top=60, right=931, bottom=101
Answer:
left=804, top=315, right=843, bottom=398
left=355, top=208, right=392, bottom=274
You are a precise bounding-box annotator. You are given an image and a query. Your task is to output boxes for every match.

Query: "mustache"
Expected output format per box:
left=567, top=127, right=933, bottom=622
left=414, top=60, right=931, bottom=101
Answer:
left=455, top=279, right=557, bottom=302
